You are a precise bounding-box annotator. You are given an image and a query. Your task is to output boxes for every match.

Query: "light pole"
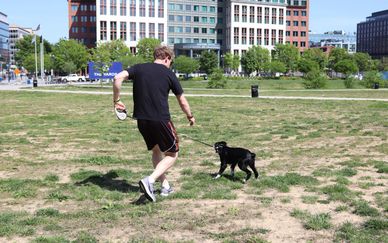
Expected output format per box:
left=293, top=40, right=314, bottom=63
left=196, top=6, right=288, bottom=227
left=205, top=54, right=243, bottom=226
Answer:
left=32, top=24, right=40, bottom=85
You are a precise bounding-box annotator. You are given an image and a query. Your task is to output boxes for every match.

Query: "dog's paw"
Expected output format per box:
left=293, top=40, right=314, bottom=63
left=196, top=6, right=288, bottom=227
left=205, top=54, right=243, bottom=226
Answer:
left=213, top=174, right=221, bottom=180
left=242, top=179, right=247, bottom=184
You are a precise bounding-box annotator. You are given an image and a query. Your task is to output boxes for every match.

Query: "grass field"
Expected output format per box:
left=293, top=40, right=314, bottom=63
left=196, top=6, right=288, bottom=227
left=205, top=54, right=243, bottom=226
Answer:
left=0, top=86, right=387, bottom=242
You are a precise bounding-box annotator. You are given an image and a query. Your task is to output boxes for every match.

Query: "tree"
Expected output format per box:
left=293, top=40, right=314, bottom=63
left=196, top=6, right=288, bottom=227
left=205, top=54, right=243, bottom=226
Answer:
left=15, top=34, right=52, bottom=69
left=272, top=43, right=300, bottom=73
left=118, top=55, right=145, bottom=69
left=328, top=48, right=351, bottom=70
left=302, top=48, right=328, bottom=70
left=224, top=52, right=240, bottom=74
left=360, top=71, right=383, bottom=88
left=302, top=70, right=327, bottom=89
left=21, top=53, right=53, bottom=75
left=267, top=60, right=286, bottom=77
left=174, top=55, right=199, bottom=77
left=334, top=59, right=358, bottom=77
left=93, top=40, right=130, bottom=62
left=353, top=52, right=374, bottom=72
left=52, top=39, right=90, bottom=74
left=298, top=58, right=319, bottom=74
left=136, top=38, right=161, bottom=62
left=199, top=50, right=218, bottom=74
left=207, top=68, right=226, bottom=88
left=240, top=46, right=270, bottom=75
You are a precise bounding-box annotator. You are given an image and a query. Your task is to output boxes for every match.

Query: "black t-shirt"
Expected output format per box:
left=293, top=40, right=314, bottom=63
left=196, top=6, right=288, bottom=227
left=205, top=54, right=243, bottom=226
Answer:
left=126, top=63, right=183, bottom=121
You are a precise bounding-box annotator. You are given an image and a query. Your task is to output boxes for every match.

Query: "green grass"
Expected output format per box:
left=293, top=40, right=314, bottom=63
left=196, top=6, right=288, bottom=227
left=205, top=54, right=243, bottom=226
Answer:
left=290, top=209, right=332, bottom=230
left=335, top=220, right=388, bottom=243
left=0, top=88, right=387, bottom=242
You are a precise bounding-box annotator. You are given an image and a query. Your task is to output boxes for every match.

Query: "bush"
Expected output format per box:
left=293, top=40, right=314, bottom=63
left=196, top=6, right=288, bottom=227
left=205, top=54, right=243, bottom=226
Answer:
left=360, top=71, right=383, bottom=88
left=207, top=68, right=226, bottom=89
left=302, top=70, right=327, bottom=89
left=344, top=76, right=356, bottom=89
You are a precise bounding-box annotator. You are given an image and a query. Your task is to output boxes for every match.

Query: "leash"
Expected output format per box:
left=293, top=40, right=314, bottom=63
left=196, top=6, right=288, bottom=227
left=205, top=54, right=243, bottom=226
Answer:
left=181, top=134, right=213, bottom=148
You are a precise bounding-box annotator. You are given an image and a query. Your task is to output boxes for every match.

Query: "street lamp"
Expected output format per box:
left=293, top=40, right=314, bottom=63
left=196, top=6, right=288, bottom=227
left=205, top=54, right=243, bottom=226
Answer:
left=32, top=24, right=40, bottom=85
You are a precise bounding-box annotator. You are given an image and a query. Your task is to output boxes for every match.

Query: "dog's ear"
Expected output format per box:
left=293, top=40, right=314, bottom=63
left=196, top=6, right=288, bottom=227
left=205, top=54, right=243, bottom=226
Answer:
left=220, top=141, right=227, bottom=146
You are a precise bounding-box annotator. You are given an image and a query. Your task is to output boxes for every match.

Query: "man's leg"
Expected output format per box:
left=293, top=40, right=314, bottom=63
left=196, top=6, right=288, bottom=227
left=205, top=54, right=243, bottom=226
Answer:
left=151, top=145, right=168, bottom=187
left=149, top=150, right=178, bottom=183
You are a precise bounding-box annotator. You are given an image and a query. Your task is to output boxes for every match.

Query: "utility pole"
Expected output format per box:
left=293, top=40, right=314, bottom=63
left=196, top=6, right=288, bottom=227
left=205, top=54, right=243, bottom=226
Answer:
left=33, top=24, right=40, bottom=86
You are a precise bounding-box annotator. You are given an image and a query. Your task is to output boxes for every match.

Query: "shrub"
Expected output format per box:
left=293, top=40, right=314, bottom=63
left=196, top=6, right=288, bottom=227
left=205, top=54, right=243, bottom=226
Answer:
left=302, top=70, right=327, bottom=89
left=360, top=71, right=383, bottom=88
left=207, top=68, right=226, bottom=89
left=344, top=76, right=356, bottom=88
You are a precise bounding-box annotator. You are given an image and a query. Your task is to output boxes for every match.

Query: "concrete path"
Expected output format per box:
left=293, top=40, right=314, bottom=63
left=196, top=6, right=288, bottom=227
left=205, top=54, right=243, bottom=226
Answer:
left=1, top=82, right=388, bottom=102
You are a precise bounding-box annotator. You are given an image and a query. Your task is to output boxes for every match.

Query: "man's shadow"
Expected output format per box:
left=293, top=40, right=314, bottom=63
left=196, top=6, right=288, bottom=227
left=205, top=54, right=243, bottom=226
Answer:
left=75, top=171, right=139, bottom=193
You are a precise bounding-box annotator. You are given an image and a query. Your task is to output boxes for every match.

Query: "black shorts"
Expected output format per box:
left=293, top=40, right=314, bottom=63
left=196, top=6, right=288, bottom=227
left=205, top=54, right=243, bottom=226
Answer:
left=137, top=119, right=179, bottom=153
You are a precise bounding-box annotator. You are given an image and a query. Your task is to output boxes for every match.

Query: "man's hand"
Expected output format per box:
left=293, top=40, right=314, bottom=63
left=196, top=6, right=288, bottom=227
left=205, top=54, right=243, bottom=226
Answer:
left=114, top=99, right=126, bottom=111
left=187, top=115, right=195, bottom=126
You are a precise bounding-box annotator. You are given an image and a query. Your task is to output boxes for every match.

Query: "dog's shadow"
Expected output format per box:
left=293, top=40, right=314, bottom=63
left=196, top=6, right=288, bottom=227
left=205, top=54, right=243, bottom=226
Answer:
left=75, top=171, right=139, bottom=193
left=209, top=173, right=243, bottom=183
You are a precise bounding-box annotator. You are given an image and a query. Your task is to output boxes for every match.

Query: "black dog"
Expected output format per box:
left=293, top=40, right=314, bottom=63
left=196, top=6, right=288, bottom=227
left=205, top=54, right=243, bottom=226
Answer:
left=213, top=141, right=259, bottom=183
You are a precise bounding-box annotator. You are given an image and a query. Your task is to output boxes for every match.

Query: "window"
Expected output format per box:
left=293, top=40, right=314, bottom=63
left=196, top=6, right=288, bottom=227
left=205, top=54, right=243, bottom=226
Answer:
left=149, top=23, right=155, bottom=38
left=158, top=23, right=164, bottom=41
left=209, top=28, right=216, bottom=34
left=242, top=6, right=247, bottom=23
left=140, top=0, right=146, bottom=17
left=186, top=16, right=191, bottom=22
left=301, top=21, right=306, bottom=26
left=185, top=27, right=191, bottom=33
left=286, top=10, right=290, bottom=16
left=110, top=0, right=117, bottom=15
left=177, top=15, right=183, bottom=22
left=72, top=16, right=78, bottom=22
left=110, top=21, right=117, bottom=40
left=202, top=6, right=207, bottom=12
left=301, top=11, right=307, bottom=16
left=202, top=28, right=207, bottom=34
left=286, top=21, right=290, bottom=26
left=169, top=15, right=174, bottom=21
left=293, top=21, right=299, bottom=26
left=120, top=0, right=126, bottom=16
left=202, top=39, right=207, bottom=43
left=271, top=29, right=276, bottom=45
left=100, top=21, right=107, bottom=40
left=264, top=29, right=269, bottom=45
left=193, top=38, right=199, bottom=43
left=130, top=22, right=136, bottom=41
left=234, top=5, right=239, bottom=22
left=194, top=16, right=199, bottom=22
left=293, top=41, right=298, bottom=46
left=71, top=26, right=78, bottom=33
left=293, top=10, right=299, bottom=16
left=301, top=31, right=306, bottom=37
left=186, top=5, right=191, bottom=11
left=130, top=0, right=136, bottom=16
left=149, top=0, right=155, bottom=17
left=242, top=28, right=247, bottom=44
left=210, top=6, right=216, bottom=12
left=140, top=23, right=146, bottom=39
left=168, top=37, right=174, bottom=44
left=257, top=7, right=262, bottom=23
left=293, top=31, right=298, bottom=36
left=168, top=26, right=174, bottom=33
left=71, top=4, right=78, bottom=12
left=264, top=8, right=269, bottom=24
left=279, top=9, right=284, bottom=25
left=194, top=27, right=199, bottom=33
left=194, top=5, right=199, bottom=11
left=301, top=41, right=306, bottom=47
left=278, top=30, right=283, bottom=43
left=234, top=27, right=239, bottom=44
left=201, top=17, right=207, bottom=23
left=176, top=26, right=183, bottom=33
left=257, top=28, right=262, bottom=45
left=158, top=0, right=164, bottom=17
left=249, top=28, right=254, bottom=45
left=120, top=22, right=127, bottom=40
left=209, top=17, right=215, bottom=24
left=100, top=0, right=106, bottom=14
left=272, top=8, right=277, bottom=24
left=249, top=6, right=255, bottom=23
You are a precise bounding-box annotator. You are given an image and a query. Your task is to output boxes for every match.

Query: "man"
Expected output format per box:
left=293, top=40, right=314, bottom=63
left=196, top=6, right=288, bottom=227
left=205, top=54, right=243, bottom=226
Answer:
left=113, top=45, right=195, bottom=202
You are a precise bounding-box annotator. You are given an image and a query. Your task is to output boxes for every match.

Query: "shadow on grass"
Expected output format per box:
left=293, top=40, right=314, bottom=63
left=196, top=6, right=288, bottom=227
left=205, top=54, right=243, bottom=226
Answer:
left=75, top=171, right=139, bottom=193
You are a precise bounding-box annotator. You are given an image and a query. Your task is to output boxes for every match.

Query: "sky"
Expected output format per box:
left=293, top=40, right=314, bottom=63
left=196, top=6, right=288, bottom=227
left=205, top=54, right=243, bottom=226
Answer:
left=1, top=0, right=388, bottom=43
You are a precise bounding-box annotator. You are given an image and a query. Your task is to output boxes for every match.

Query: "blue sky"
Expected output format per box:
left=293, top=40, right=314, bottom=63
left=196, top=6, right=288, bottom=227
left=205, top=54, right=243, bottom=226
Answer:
left=1, top=0, right=388, bottom=43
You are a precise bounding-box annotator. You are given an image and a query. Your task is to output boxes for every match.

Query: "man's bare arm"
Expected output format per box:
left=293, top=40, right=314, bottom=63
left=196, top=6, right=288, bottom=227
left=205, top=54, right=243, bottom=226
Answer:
left=113, top=70, right=129, bottom=103
left=176, top=94, right=195, bottom=126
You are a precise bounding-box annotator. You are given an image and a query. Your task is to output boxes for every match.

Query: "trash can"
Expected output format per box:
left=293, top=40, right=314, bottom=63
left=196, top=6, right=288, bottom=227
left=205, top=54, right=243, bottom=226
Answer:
left=33, top=79, right=38, bottom=88
left=373, top=83, right=379, bottom=89
left=27, top=79, right=31, bottom=85
left=251, top=85, right=259, bottom=98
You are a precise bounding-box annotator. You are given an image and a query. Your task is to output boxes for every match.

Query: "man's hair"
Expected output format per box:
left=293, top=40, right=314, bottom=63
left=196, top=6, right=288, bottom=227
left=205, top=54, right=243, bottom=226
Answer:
left=153, top=45, right=175, bottom=61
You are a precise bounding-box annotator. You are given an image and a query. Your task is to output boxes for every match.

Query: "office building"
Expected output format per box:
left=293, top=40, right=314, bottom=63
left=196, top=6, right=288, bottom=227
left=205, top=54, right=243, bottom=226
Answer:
left=310, top=30, right=356, bottom=54
left=286, top=0, right=309, bottom=52
left=68, top=0, right=309, bottom=56
left=0, top=11, right=9, bottom=71
left=68, top=0, right=97, bottom=48
left=357, top=9, right=388, bottom=59
left=9, top=25, right=33, bottom=65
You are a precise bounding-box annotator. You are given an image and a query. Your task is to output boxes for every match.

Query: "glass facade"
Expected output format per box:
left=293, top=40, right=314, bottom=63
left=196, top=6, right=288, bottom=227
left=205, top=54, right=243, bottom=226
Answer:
left=0, top=12, right=9, bottom=68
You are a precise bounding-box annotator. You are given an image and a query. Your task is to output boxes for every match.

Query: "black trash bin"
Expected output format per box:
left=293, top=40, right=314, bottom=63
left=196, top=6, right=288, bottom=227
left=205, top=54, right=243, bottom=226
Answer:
left=251, top=85, right=259, bottom=98
left=373, top=83, right=379, bottom=89
left=33, top=79, right=38, bottom=88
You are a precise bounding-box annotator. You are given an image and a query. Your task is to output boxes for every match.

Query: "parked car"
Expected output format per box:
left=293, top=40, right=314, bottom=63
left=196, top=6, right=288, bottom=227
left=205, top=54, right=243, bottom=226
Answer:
left=62, top=74, right=86, bottom=82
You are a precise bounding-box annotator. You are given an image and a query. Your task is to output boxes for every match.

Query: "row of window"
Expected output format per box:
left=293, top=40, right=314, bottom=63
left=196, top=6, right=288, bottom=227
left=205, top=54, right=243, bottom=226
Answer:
left=71, top=4, right=96, bottom=12
left=233, top=6, right=284, bottom=25
left=286, top=10, right=307, bottom=16
left=285, top=40, right=307, bottom=47
left=99, top=21, right=165, bottom=42
left=287, top=0, right=308, bottom=6
left=168, top=15, right=220, bottom=24
left=286, top=30, right=307, bottom=37
left=168, top=37, right=217, bottom=44
left=100, top=0, right=165, bottom=18
left=71, top=16, right=97, bottom=23
left=233, top=28, right=284, bottom=46
left=286, top=20, right=307, bottom=27
left=168, top=4, right=217, bottom=13
left=168, top=26, right=221, bottom=35
left=71, top=26, right=97, bottom=34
